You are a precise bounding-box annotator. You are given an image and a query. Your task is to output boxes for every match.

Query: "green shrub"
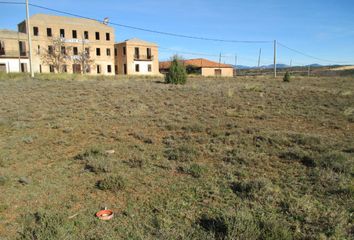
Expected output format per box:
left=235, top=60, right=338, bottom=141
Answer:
left=85, top=156, right=113, bottom=173
left=179, top=163, right=204, bottom=178
left=97, top=175, right=126, bottom=192
left=230, top=179, right=267, bottom=199
left=165, top=145, right=199, bottom=162
left=165, top=55, right=187, bottom=85
left=0, top=176, right=8, bottom=186
left=317, top=152, right=351, bottom=174
left=283, top=71, right=291, bottom=82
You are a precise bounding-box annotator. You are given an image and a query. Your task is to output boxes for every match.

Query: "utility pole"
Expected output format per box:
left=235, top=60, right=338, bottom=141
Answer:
left=308, top=65, right=310, bottom=77
left=234, top=54, right=237, bottom=76
left=273, top=40, right=277, bottom=78
left=26, top=0, right=34, bottom=78
left=219, top=52, right=221, bottom=68
left=258, top=48, right=262, bottom=68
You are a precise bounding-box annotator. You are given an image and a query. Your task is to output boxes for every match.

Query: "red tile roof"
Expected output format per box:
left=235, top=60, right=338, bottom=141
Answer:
left=159, top=58, right=233, bottom=69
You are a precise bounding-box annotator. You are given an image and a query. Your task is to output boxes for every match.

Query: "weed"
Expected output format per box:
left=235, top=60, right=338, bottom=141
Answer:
left=179, top=163, right=204, bottom=178
left=0, top=176, right=8, bottom=186
left=279, top=149, right=317, bottom=167
left=96, top=175, right=126, bottom=192
left=165, top=145, right=199, bottom=162
left=223, top=149, right=248, bottom=165
left=230, top=179, right=267, bottom=199
left=317, top=151, right=351, bottom=174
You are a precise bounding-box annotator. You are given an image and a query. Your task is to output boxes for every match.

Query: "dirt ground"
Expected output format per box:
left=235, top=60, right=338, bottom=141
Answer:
left=0, top=76, right=353, bottom=239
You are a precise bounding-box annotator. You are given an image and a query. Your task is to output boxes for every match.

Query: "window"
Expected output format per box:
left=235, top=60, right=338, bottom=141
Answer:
left=62, top=65, right=67, bottom=73
left=147, top=48, right=152, bottom=59
left=39, top=64, right=42, bottom=73
left=85, top=48, right=90, bottom=56
left=49, top=65, right=55, bottom=73
left=97, top=65, right=101, bottom=74
left=73, top=47, right=78, bottom=55
left=107, top=65, right=112, bottom=73
left=134, top=47, right=139, bottom=59
left=115, top=65, right=118, bottom=74
left=106, top=48, right=111, bottom=56
left=60, top=29, right=65, bottom=38
left=19, top=41, right=26, bottom=56
left=61, top=46, right=66, bottom=54
left=95, top=32, right=100, bottom=40
left=20, top=63, right=27, bottom=73
left=47, top=28, right=52, bottom=37
left=215, top=69, right=222, bottom=76
left=33, top=27, right=39, bottom=36
left=148, top=64, right=152, bottom=72
left=124, top=64, right=127, bottom=74
left=48, top=45, right=54, bottom=55
left=114, top=48, right=117, bottom=56
left=84, top=31, right=89, bottom=40
left=73, top=64, right=81, bottom=74
left=123, top=46, right=126, bottom=55
left=0, top=41, right=5, bottom=55
left=96, top=48, right=101, bottom=56
left=72, top=30, right=77, bottom=39
left=135, top=64, right=140, bottom=72
left=106, top=33, right=110, bottom=41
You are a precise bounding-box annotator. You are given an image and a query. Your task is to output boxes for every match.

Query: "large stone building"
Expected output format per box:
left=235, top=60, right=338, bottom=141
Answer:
left=0, top=14, right=161, bottom=76
left=114, top=38, right=160, bottom=75
left=160, top=58, right=235, bottom=77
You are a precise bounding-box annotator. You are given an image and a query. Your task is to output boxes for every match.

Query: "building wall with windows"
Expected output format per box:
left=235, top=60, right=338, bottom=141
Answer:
left=114, top=38, right=160, bottom=75
left=17, top=14, right=115, bottom=75
left=0, top=29, right=29, bottom=73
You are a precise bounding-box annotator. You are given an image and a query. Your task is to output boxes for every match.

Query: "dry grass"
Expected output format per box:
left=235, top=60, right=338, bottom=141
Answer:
left=0, top=75, right=353, bottom=239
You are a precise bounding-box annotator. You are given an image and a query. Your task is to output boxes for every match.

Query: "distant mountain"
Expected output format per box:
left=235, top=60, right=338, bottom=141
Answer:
left=233, top=64, right=290, bottom=69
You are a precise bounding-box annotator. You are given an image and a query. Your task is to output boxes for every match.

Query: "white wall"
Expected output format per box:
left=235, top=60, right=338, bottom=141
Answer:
left=0, top=58, right=29, bottom=73
left=131, top=61, right=153, bottom=75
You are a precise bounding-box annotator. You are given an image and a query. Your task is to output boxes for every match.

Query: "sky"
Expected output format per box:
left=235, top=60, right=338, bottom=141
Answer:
left=1, top=0, right=354, bottom=66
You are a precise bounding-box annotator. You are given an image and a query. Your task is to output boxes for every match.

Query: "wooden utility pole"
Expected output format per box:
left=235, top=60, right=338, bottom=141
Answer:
left=273, top=40, right=277, bottom=78
left=219, top=52, right=221, bottom=68
left=308, top=65, right=310, bottom=77
left=25, top=0, right=34, bottom=78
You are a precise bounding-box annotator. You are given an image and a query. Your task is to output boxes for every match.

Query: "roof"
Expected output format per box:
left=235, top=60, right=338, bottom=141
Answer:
left=20, top=14, right=113, bottom=30
left=159, top=58, right=233, bottom=69
left=0, top=29, right=27, bottom=40
left=115, top=38, right=158, bottom=46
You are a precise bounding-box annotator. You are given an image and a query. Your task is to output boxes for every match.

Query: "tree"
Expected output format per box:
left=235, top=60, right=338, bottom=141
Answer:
left=283, top=71, right=291, bottom=82
left=73, top=48, right=95, bottom=74
left=165, top=55, right=187, bottom=85
left=40, top=38, right=71, bottom=73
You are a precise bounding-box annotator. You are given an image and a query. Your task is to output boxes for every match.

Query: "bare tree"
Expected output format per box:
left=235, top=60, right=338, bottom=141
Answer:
left=73, top=47, right=95, bottom=74
left=40, top=38, right=72, bottom=73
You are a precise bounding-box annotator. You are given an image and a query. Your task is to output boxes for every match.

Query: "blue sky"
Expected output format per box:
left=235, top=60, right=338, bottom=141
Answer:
left=1, top=0, right=354, bottom=66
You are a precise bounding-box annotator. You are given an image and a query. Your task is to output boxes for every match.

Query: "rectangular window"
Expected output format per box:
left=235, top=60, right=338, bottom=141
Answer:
left=115, top=65, right=118, bottom=74
left=106, top=33, right=110, bottom=41
left=96, top=48, right=101, bottom=56
left=33, top=27, right=39, bottom=36
left=61, top=46, right=66, bottom=54
left=147, top=48, right=152, bottom=59
left=123, top=46, right=126, bottom=55
left=60, top=29, right=65, bottom=38
left=49, top=65, right=55, bottom=73
left=134, top=47, right=139, bottom=59
left=135, top=64, right=140, bottom=72
left=97, top=65, right=101, bottom=74
left=73, top=47, right=78, bottom=55
left=85, top=47, right=90, bottom=56
left=95, top=32, right=100, bottom=40
left=0, top=41, right=5, bottom=55
left=106, top=48, right=111, bottom=56
left=47, top=28, right=52, bottom=37
left=114, top=48, right=117, bottom=56
left=73, top=64, right=81, bottom=74
left=19, top=41, right=26, bottom=56
left=148, top=64, right=152, bottom=72
left=124, top=64, right=127, bottom=74
left=72, top=30, right=77, bottom=39
left=48, top=45, right=54, bottom=55
left=84, top=31, right=89, bottom=40
left=107, top=65, right=112, bottom=73
left=215, top=69, right=222, bottom=76
left=20, top=63, right=27, bottom=73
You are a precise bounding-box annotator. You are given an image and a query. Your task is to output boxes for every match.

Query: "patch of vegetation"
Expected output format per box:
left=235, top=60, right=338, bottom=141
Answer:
left=124, top=158, right=145, bottom=168
left=165, top=145, right=199, bottom=162
left=230, top=179, right=267, bottom=199
left=96, top=175, right=126, bottom=192
left=279, top=149, right=317, bottom=167
left=165, top=55, right=187, bottom=85
left=283, top=71, right=291, bottom=82
left=317, top=151, right=351, bottom=174
left=0, top=176, right=8, bottom=186
left=178, top=163, right=204, bottom=178
left=223, top=149, right=248, bottom=165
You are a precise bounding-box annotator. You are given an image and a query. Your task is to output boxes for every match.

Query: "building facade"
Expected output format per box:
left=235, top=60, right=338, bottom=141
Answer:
left=159, top=58, right=235, bottom=77
left=114, top=38, right=160, bottom=75
left=16, top=14, right=115, bottom=75
left=0, top=30, right=29, bottom=73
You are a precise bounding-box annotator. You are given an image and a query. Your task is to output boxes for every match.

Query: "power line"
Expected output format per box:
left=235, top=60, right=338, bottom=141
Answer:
left=21, top=2, right=272, bottom=44
left=278, top=42, right=352, bottom=64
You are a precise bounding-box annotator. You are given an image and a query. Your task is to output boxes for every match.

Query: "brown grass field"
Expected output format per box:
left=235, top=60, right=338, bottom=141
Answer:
left=0, top=75, right=353, bottom=239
